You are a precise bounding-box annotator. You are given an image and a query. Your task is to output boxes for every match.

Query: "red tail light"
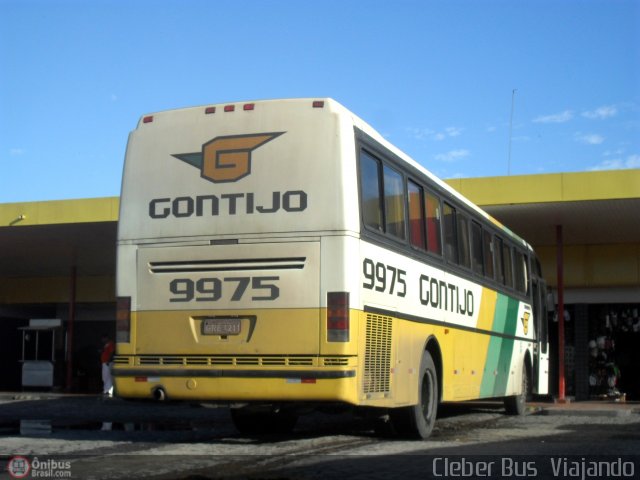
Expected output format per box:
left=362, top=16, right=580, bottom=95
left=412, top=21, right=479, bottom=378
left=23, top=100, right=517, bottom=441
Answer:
left=327, top=292, right=349, bottom=342
left=312, top=100, right=325, bottom=108
left=142, top=115, right=154, bottom=124
left=116, top=296, right=131, bottom=343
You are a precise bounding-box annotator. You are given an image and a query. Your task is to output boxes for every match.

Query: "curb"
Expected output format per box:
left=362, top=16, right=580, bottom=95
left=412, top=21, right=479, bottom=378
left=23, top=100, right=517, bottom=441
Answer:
left=538, top=407, right=635, bottom=417
left=530, top=402, right=640, bottom=418
left=0, top=392, right=99, bottom=401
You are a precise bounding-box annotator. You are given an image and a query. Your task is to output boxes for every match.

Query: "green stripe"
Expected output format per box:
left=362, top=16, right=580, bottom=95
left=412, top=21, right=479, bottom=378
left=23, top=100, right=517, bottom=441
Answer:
left=504, top=296, right=520, bottom=337
left=492, top=296, right=520, bottom=396
left=492, top=294, right=509, bottom=333
left=479, top=295, right=506, bottom=397
left=480, top=295, right=520, bottom=398
left=493, top=337, right=515, bottom=396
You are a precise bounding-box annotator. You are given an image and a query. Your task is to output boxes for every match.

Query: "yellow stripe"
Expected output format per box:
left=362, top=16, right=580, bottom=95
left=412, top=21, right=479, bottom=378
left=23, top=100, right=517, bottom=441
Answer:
left=446, top=169, right=640, bottom=206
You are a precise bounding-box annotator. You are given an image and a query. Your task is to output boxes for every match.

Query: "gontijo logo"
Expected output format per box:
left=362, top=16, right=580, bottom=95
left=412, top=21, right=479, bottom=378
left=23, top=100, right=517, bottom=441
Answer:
left=172, top=132, right=285, bottom=183
left=521, top=311, right=530, bottom=335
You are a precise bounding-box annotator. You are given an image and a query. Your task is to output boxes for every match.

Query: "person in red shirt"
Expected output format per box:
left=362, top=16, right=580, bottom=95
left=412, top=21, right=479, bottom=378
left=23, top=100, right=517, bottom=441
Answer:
left=100, top=334, right=115, bottom=396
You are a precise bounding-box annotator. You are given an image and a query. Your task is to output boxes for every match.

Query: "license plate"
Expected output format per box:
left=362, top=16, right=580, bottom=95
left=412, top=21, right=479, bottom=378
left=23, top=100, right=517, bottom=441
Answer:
left=202, top=318, right=241, bottom=336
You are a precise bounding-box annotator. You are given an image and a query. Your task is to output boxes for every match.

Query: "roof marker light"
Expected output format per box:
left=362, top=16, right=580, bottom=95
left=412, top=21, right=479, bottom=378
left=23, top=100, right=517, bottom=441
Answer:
left=224, top=105, right=235, bottom=112
left=205, top=106, right=216, bottom=114
left=243, top=103, right=255, bottom=111
left=312, top=100, right=325, bottom=108
left=143, top=115, right=154, bottom=123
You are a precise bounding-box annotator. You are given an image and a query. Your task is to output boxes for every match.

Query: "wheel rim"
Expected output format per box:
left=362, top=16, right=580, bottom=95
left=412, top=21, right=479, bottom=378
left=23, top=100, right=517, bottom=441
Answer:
left=522, top=366, right=529, bottom=403
left=421, top=370, right=436, bottom=422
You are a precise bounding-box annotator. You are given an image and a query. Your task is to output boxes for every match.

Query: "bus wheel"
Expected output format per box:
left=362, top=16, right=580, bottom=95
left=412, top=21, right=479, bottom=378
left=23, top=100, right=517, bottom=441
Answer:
left=230, top=408, right=298, bottom=435
left=390, top=351, right=439, bottom=439
left=504, top=362, right=530, bottom=415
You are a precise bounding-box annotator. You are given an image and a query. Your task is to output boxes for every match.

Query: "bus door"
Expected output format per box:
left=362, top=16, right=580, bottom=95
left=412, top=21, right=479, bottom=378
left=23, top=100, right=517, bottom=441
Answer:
left=531, top=278, right=550, bottom=395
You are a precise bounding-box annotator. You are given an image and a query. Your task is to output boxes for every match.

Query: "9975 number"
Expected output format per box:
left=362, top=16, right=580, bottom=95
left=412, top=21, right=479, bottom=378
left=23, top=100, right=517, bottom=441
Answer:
left=169, top=276, right=280, bottom=303
left=362, top=258, right=407, bottom=297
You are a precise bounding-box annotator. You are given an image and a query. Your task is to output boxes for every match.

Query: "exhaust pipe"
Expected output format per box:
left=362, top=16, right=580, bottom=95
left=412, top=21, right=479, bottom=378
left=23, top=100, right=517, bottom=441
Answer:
left=153, top=387, right=167, bottom=402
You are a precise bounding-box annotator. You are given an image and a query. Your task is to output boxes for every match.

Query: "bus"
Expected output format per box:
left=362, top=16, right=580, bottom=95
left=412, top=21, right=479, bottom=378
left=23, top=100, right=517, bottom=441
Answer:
left=113, top=98, right=549, bottom=439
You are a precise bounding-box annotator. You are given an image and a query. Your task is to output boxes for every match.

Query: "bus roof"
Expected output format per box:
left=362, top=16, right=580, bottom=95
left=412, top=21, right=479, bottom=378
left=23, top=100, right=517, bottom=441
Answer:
left=135, top=97, right=532, bottom=251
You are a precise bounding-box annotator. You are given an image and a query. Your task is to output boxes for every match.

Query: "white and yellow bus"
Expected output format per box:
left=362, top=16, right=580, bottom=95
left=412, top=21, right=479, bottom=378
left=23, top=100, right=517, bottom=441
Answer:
left=114, top=98, right=549, bottom=438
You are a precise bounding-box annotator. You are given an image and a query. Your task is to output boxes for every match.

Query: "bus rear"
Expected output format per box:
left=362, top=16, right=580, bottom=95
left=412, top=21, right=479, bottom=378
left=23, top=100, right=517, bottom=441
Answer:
left=114, top=99, right=361, bottom=409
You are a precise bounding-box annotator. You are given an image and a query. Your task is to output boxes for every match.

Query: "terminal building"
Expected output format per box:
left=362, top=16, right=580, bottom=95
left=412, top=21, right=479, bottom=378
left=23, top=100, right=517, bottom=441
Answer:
left=1, top=170, right=638, bottom=400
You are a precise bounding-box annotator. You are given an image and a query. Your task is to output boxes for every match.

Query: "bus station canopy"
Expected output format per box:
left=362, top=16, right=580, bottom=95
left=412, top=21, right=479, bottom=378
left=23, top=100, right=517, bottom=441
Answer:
left=0, top=170, right=638, bottom=304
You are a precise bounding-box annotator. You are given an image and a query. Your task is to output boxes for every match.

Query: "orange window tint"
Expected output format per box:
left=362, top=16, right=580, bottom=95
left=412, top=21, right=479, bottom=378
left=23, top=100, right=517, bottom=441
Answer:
left=425, top=191, right=442, bottom=255
left=408, top=181, right=426, bottom=249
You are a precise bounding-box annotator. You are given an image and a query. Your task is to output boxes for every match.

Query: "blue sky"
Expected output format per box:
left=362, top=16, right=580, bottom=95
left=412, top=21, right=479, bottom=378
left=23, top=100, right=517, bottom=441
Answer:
left=1, top=0, right=638, bottom=202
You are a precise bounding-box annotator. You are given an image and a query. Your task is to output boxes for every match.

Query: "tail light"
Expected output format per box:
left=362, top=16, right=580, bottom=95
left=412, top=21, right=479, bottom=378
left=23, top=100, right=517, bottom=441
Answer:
left=327, top=292, right=349, bottom=342
left=116, top=297, right=131, bottom=343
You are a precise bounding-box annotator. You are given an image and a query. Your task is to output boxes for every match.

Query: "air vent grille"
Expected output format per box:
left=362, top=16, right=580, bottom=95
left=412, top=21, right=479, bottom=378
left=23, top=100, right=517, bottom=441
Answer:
left=363, top=314, right=393, bottom=395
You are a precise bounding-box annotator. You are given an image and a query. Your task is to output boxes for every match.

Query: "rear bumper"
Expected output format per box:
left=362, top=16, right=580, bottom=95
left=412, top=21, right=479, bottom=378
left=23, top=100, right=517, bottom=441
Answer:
left=113, top=367, right=355, bottom=379
left=113, top=366, right=358, bottom=403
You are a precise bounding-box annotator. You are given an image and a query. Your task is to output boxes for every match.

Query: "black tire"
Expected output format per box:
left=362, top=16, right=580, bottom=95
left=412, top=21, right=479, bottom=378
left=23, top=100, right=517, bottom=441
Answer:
left=390, top=351, right=439, bottom=439
left=504, top=361, right=531, bottom=415
left=230, top=408, right=298, bottom=435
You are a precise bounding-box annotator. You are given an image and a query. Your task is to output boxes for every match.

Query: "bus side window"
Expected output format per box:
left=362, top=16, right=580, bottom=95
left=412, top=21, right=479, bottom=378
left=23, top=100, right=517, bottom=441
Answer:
left=524, top=254, right=530, bottom=295
left=495, top=237, right=505, bottom=285
left=383, top=165, right=406, bottom=240
left=408, top=180, right=426, bottom=250
left=483, top=229, right=495, bottom=279
left=457, top=213, right=471, bottom=269
left=535, top=258, right=543, bottom=278
left=471, top=221, right=484, bottom=275
left=425, top=190, right=442, bottom=256
left=443, top=203, right=458, bottom=264
left=503, top=242, right=514, bottom=288
left=360, top=151, right=383, bottom=231
left=514, top=250, right=529, bottom=294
